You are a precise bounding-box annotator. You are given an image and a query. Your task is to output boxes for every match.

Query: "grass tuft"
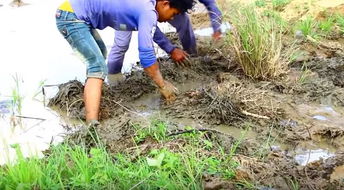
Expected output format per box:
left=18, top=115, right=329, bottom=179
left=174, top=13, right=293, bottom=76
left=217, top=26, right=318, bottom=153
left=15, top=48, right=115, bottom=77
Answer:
left=226, top=5, right=292, bottom=80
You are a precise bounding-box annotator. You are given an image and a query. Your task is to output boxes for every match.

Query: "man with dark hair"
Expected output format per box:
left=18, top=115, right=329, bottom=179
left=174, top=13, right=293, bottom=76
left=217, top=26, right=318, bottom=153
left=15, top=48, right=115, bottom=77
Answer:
left=55, top=0, right=195, bottom=125
left=107, top=0, right=222, bottom=74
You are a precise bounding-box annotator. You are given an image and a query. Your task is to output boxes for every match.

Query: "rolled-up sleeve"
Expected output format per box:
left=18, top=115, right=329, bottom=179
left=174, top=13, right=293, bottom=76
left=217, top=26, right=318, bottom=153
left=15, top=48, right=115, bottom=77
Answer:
left=138, top=11, right=157, bottom=68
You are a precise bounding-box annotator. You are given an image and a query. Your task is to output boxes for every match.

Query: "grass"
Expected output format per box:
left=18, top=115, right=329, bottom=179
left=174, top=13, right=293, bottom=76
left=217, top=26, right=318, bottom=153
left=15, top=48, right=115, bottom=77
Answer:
left=295, top=17, right=318, bottom=38
left=318, top=17, right=335, bottom=36
left=0, top=121, right=240, bottom=189
left=336, top=14, right=344, bottom=34
left=226, top=4, right=292, bottom=80
left=271, top=0, right=290, bottom=11
left=11, top=73, right=23, bottom=116
left=254, top=0, right=266, bottom=8
left=298, top=62, right=312, bottom=84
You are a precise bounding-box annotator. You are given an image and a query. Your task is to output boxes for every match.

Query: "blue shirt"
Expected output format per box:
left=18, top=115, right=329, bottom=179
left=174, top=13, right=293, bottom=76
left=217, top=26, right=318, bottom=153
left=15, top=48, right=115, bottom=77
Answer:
left=70, top=0, right=157, bottom=68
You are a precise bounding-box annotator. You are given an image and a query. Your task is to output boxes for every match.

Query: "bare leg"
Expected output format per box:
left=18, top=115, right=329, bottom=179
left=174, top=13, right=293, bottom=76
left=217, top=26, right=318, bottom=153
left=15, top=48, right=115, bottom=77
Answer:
left=84, top=78, right=103, bottom=122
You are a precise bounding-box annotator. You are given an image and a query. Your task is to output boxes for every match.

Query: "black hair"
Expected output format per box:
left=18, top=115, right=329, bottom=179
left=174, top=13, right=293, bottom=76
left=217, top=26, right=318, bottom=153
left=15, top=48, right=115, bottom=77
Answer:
left=168, top=0, right=195, bottom=13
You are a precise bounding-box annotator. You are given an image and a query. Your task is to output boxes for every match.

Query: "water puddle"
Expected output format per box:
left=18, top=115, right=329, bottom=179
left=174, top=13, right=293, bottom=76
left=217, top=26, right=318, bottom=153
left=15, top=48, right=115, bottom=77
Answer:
left=293, top=149, right=335, bottom=166
left=293, top=104, right=344, bottom=128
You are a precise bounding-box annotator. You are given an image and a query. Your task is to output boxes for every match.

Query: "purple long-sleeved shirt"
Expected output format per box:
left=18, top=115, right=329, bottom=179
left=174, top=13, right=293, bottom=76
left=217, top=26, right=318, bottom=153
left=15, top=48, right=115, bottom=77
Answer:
left=154, top=0, right=222, bottom=53
left=70, top=0, right=157, bottom=68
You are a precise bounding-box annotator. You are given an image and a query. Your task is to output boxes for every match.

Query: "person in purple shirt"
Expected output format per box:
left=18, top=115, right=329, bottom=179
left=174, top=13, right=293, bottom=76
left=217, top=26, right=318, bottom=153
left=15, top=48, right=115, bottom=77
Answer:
left=55, top=0, right=195, bottom=125
left=107, top=0, right=222, bottom=74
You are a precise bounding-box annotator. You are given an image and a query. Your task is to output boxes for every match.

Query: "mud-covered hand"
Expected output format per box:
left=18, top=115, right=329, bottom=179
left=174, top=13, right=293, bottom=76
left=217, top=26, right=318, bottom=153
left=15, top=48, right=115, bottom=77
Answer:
left=212, top=31, right=222, bottom=41
left=159, top=80, right=179, bottom=104
left=170, top=48, right=191, bottom=67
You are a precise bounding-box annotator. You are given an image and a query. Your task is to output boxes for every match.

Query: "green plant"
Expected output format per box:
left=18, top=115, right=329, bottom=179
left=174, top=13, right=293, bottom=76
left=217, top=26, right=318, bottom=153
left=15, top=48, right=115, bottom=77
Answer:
left=133, top=120, right=168, bottom=143
left=288, top=178, right=300, bottom=190
left=11, top=73, right=24, bottom=115
left=296, top=17, right=318, bottom=38
left=298, top=62, right=312, bottom=84
left=255, top=0, right=266, bottom=7
left=227, top=5, right=291, bottom=79
left=0, top=121, right=240, bottom=189
left=336, top=14, right=344, bottom=33
left=263, top=10, right=289, bottom=31
left=272, top=0, right=290, bottom=11
left=318, top=17, right=335, bottom=36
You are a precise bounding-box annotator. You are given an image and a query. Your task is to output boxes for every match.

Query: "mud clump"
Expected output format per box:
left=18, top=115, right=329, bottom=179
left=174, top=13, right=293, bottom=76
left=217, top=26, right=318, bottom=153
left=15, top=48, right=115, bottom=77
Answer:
left=165, top=74, right=284, bottom=125
left=48, top=80, right=85, bottom=119
left=308, top=57, right=344, bottom=88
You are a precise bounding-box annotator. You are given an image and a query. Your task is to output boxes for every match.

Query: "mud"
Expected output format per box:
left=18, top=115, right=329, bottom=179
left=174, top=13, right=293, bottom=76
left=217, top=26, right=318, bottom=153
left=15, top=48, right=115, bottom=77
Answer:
left=48, top=33, right=344, bottom=188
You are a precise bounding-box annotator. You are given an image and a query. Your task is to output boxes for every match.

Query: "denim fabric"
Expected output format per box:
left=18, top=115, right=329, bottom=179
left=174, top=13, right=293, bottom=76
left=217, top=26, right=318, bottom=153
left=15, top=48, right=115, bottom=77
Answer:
left=55, top=9, right=108, bottom=79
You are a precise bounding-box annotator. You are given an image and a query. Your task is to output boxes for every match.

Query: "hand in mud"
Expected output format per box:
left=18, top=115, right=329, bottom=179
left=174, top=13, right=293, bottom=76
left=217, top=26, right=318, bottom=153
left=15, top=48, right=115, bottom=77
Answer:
left=212, top=31, right=222, bottom=41
left=159, top=81, right=179, bottom=104
left=170, top=48, right=191, bottom=67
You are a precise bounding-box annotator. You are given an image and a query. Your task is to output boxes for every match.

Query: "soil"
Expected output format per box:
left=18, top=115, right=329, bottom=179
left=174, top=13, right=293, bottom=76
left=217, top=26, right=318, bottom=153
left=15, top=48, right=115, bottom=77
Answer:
left=48, top=1, right=344, bottom=188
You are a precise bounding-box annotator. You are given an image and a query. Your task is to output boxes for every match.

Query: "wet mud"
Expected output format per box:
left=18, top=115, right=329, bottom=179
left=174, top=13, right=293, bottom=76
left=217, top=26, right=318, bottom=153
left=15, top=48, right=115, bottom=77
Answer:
left=49, top=36, right=344, bottom=188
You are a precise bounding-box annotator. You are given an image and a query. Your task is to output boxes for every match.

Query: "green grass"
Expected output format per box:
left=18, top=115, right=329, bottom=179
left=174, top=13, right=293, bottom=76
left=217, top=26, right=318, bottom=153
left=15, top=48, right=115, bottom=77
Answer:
left=336, top=14, right=344, bottom=34
left=0, top=121, right=240, bottom=189
left=272, top=0, right=290, bottom=11
left=295, top=17, right=318, bottom=38
left=318, top=17, right=335, bottom=36
left=226, top=5, right=292, bottom=79
left=254, top=0, right=266, bottom=8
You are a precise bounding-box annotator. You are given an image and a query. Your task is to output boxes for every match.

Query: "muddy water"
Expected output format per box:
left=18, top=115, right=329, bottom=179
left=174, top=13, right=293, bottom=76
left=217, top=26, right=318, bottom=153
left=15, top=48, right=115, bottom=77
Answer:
left=128, top=82, right=341, bottom=167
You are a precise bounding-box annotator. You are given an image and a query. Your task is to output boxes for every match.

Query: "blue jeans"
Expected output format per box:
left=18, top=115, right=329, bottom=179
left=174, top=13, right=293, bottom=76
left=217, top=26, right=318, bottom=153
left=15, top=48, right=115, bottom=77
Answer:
left=55, top=9, right=108, bottom=79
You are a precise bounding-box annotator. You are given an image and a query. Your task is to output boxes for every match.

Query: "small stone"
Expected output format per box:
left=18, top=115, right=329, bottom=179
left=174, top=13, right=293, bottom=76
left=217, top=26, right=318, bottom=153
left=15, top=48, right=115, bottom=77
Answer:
left=295, top=30, right=304, bottom=39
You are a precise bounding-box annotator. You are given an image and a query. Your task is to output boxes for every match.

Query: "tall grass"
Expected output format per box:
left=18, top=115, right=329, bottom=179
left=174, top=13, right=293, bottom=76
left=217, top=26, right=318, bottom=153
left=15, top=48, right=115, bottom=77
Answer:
left=226, top=5, right=291, bottom=80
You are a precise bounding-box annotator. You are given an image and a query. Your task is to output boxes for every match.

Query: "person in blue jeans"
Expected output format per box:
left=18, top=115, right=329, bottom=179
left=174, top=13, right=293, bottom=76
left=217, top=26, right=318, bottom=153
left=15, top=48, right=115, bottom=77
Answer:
left=107, top=0, right=222, bottom=74
left=56, top=0, right=195, bottom=124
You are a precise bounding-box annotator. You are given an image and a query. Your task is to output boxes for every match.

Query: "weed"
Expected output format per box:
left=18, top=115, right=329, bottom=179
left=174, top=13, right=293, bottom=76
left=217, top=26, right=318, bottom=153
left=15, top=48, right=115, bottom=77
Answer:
left=288, top=178, right=300, bottom=190
left=227, top=5, right=292, bottom=79
left=11, top=73, right=24, bottom=116
left=263, top=9, right=289, bottom=31
left=272, top=0, right=290, bottom=11
left=298, top=62, right=312, bottom=84
left=133, top=120, right=168, bottom=143
left=255, top=0, right=266, bottom=8
left=318, top=17, right=335, bottom=36
left=295, top=17, right=318, bottom=38
left=336, top=14, right=344, bottom=34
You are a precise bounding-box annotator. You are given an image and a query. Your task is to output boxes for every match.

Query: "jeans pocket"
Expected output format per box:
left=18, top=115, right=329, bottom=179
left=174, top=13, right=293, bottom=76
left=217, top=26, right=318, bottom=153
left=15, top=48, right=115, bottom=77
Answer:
left=57, top=25, right=74, bottom=45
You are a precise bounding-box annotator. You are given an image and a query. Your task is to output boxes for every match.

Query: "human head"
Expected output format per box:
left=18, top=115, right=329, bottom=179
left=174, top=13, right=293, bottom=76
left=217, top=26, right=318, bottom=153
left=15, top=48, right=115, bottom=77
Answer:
left=156, top=0, right=194, bottom=22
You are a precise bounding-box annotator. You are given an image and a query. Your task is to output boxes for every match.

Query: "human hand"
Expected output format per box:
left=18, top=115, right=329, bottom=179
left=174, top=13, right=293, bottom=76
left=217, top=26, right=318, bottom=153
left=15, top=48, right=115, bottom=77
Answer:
left=212, top=31, right=222, bottom=41
left=158, top=80, right=179, bottom=104
left=170, top=48, right=191, bottom=67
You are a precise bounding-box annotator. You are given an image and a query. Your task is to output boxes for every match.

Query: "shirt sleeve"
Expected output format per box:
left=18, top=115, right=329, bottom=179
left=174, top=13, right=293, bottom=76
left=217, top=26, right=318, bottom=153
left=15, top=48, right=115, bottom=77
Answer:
left=199, top=0, right=222, bottom=32
left=138, top=10, right=157, bottom=68
left=153, top=26, right=176, bottom=54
